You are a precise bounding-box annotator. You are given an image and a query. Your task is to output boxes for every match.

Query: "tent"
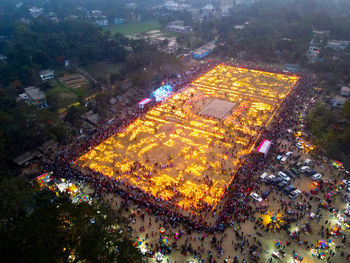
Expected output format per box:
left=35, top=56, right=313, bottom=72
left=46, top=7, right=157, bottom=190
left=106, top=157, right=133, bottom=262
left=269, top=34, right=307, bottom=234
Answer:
left=256, top=140, right=272, bottom=156
left=138, top=98, right=152, bottom=109
left=36, top=173, right=51, bottom=188
left=56, top=182, right=68, bottom=192
left=68, top=184, right=79, bottom=196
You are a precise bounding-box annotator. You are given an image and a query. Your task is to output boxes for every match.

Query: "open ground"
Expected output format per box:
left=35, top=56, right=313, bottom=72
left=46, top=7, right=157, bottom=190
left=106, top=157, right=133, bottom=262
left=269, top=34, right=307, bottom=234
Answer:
left=103, top=20, right=161, bottom=35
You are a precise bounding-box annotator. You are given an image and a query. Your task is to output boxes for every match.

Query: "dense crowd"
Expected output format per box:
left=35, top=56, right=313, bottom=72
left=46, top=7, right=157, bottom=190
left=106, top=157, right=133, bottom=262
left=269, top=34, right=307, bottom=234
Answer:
left=39, top=59, right=349, bottom=262
left=47, top=60, right=314, bottom=228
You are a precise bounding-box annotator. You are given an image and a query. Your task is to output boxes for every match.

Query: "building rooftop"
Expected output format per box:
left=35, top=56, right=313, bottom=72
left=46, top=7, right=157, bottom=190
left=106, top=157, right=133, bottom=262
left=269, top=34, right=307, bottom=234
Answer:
left=334, top=95, right=347, bottom=103
left=13, top=151, right=34, bottom=166
left=24, top=87, right=45, bottom=100
left=341, top=86, right=350, bottom=93
left=40, top=69, right=53, bottom=76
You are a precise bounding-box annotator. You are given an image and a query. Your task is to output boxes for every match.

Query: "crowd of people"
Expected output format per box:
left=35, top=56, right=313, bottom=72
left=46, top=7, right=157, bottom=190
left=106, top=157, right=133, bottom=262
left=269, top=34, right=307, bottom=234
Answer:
left=38, top=59, right=350, bottom=262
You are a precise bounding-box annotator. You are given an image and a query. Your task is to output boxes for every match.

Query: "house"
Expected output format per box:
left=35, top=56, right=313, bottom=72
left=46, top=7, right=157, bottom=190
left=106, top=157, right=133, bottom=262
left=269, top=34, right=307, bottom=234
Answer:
left=340, top=86, right=350, bottom=97
left=220, top=0, right=233, bottom=16
left=91, top=10, right=103, bottom=18
left=38, top=139, right=57, bottom=153
left=126, top=2, right=138, bottom=9
left=114, top=17, right=124, bottom=25
left=202, top=4, right=214, bottom=16
left=29, top=7, right=44, bottom=18
left=234, top=25, right=245, bottom=30
left=326, top=40, right=350, bottom=51
left=192, top=41, right=216, bottom=59
left=166, top=24, right=192, bottom=33
left=39, top=69, right=54, bottom=81
left=164, top=1, right=178, bottom=11
left=95, top=19, right=108, bottom=26
left=312, top=30, right=330, bottom=40
left=13, top=151, right=35, bottom=166
left=332, top=95, right=347, bottom=108
left=16, top=2, right=23, bottom=9
left=21, top=87, right=48, bottom=109
left=81, top=110, right=100, bottom=125
left=306, top=46, right=321, bottom=62
left=284, top=64, right=301, bottom=73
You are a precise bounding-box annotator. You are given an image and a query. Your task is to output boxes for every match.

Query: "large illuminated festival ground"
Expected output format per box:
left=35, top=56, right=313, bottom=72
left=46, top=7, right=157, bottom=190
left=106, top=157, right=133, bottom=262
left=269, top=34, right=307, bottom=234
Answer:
left=76, top=65, right=299, bottom=212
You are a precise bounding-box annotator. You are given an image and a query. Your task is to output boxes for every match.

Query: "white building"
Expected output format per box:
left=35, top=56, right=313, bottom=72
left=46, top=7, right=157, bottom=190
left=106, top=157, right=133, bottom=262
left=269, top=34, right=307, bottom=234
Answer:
left=164, top=1, right=178, bottom=11
left=39, top=70, right=54, bottom=81
left=326, top=40, right=350, bottom=51
left=203, top=4, right=214, bottom=12
left=20, top=87, right=47, bottom=109
left=126, top=2, right=138, bottom=9
left=306, top=46, right=321, bottom=62
left=95, top=19, right=108, bottom=26
left=340, top=86, right=350, bottom=97
left=332, top=95, right=347, bottom=108
left=29, top=7, right=44, bottom=18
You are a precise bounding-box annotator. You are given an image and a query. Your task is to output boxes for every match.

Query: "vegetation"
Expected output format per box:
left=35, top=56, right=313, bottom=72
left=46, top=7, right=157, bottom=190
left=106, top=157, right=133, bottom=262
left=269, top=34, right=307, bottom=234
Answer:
left=306, top=101, right=350, bottom=163
left=0, top=175, right=142, bottom=263
left=104, top=19, right=161, bottom=35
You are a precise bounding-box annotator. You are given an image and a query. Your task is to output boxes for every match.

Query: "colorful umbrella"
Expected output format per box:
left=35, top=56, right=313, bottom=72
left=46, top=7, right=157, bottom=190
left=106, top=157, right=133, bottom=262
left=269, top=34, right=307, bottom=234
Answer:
left=317, top=240, right=329, bottom=249
left=274, top=240, right=282, bottom=247
left=162, top=236, right=169, bottom=244
left=318, top=251, right=326, bottom=258
left=320, top=200, right=328, bottom=207
left=293, top=253, right=303, bottom=262
left=133, top=238, right=142, bottom=247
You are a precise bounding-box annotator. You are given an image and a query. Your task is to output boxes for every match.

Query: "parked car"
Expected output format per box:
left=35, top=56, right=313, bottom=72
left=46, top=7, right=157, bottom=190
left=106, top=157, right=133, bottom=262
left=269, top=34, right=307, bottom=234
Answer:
left=295, top=162, right=302, bottom=168
left=300, top=166, right=310, bottom=173
left=290, top=167, right=299, bottom=175
left=312, top=173, right=323, bottom=180
left=309, top=169, right=318, bottom=176
left=271, top=177, right=283, bottom=185
left=286, top=151, right=293, bottom=156
left=278, top=171, right=291, bottom=182
left=304, top=159, right=312, bottom=166
left=289, top=189, right=301, bottom=199
left=262, top=190, right=270, bottom=199
left=259, top=172, right=268, bottom=182
left=283, top=170, right=294, bottom=178
left=250, top=192, right=262, bottom=202
left=280, top=155, right=288, bottom=164
left=277, top=181, right=288, bottom=190
left=342, top=180, right=350, bottom=187
left=283, top=185, right=296, bottom=195
left=295, top=142, right=303, bottom=149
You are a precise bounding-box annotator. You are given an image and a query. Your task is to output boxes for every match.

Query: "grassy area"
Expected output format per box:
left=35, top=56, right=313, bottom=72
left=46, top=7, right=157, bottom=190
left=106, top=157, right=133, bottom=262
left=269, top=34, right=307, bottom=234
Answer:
left=47, top=80, right=100, bottom=112
left=83, top=62, right=124, bottom=80
left=46, top=80, right=77, bottom=108
left=103, top=20, right=161, bottom=35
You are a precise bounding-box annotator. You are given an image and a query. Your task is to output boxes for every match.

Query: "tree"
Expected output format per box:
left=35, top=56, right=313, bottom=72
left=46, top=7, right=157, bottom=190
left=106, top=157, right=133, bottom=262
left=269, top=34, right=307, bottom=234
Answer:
left=50, top=123, right=70, bottom=143
left=64, top=105, right=85, bottom=129
left=0, top=176, right=143, bottom=263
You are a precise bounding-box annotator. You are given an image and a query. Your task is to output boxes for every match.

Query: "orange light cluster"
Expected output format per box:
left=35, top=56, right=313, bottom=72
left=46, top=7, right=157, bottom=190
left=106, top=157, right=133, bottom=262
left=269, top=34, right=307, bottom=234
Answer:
left=77, top=65, right=298, bottom=212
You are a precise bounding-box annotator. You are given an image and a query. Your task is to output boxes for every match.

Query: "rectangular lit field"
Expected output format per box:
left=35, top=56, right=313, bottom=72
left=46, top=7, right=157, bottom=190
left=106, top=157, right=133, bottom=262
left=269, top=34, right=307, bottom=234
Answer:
left=76, top=65, right=298, bottom=211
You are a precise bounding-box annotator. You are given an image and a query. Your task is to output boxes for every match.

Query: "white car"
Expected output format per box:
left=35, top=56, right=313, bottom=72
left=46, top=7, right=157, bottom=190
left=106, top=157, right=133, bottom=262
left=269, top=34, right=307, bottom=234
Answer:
left=300, top=166, right=310, bottom=173
left=286, top=151, right=293, bottom=156
left=278, top=171, right=291, bottom=182
left=304, top=159, right=312, bottom=165
left=342, top=180, right=350, bottom=187
left=312, top=173, right=322, bottom=180
left=250, top=192, right=262, bottom=202
left=295, top=142, right=303, bottom=149
left=289, top=189, right=301, bottom=199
